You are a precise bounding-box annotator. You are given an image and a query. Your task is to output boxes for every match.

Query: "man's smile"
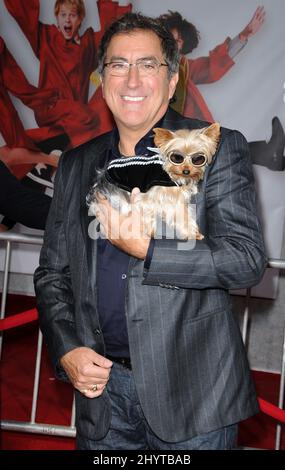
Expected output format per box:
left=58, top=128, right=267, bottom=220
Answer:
left=121, top=96, right=146, bottom=102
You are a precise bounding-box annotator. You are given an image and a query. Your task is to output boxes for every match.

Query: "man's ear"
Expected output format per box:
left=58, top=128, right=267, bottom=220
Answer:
left=100, top=76, right=104, bottom=98
left=177, top=37, right=184, bottom=52
left=168, top=72, right=179, bottom=101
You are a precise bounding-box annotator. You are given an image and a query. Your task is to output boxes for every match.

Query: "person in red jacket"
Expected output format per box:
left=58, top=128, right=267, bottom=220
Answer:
left=0, top=37, right=62, bottom=232
left=0, top=37, right=61, bottom=177
left=4, top=0, right=132, bottom=148
left=159, top=8, right=284, bottom=170
left=159, top=7, right=265, bottom=122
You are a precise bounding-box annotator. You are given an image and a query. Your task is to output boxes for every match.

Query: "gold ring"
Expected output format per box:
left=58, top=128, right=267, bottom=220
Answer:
left=91, top=384, right=98, bottom=392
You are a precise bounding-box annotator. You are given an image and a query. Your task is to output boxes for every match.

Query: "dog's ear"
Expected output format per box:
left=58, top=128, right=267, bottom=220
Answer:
left=153, top=128, right=176, bottom=147
left=202, top=122, right=221, bottom=144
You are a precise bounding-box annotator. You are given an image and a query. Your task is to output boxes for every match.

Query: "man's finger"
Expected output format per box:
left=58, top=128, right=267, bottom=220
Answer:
left=91, top=351, right=113, bottom=369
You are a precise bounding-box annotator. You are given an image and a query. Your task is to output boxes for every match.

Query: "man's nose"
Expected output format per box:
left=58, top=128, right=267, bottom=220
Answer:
left=126, top=65, right=142, bottom=87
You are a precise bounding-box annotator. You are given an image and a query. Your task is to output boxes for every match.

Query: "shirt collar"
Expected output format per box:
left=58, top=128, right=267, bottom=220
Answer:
left=109, top=110, right=169, bottom=159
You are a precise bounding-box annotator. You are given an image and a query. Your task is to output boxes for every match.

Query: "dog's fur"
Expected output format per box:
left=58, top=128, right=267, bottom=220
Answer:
left=87, top=123, right=220, bottom=240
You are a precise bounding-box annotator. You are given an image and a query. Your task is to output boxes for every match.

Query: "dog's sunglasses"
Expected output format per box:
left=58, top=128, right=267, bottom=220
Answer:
left=168, top=151, right=207, bottom=167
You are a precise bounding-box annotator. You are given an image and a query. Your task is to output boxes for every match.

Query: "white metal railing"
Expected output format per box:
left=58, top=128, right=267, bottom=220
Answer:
left=0, top=232, right=284, bottom=447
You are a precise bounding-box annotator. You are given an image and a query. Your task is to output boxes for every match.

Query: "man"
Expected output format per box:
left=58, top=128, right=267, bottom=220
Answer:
left=34, top=13, right=267, bottom=450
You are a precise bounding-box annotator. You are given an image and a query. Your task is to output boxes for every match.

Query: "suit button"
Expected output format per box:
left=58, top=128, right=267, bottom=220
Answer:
left=94, top=329, right=101, bottom=335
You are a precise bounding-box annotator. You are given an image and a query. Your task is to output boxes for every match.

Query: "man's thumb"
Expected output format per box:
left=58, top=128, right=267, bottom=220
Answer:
left=131, top=187, right=141, bottom=203
left=92, top=350, right=113, bottom=368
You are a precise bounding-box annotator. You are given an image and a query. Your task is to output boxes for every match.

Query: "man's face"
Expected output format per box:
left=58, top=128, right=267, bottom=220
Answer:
left=101, top=30, right=178, bottom=137
left=56, top=4, right=82, bottom=41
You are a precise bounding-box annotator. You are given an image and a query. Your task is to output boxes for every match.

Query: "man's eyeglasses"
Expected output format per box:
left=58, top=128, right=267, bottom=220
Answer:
left=168, top=152, right=207, bottom=167
left=103, top=58, right=168, bottom=77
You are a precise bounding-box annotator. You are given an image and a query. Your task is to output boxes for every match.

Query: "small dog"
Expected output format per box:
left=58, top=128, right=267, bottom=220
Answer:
left=87, top=123, right=220, bottom=240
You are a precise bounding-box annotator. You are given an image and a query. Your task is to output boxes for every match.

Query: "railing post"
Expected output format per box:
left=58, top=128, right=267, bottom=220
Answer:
left=31, top=330, right=43, bottom=424
left=0, top=240, right=11, bottom=358
left=275, top=321, right=285, bottom=450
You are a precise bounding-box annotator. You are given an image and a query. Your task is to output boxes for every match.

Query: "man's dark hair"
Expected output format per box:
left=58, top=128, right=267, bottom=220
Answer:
left=159, top=11, right=200, bottom=55
left=98, top=12, right=180, bottom=78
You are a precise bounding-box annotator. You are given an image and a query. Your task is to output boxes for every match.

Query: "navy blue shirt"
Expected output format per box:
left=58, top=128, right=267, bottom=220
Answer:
left=96, top=126, right=159, bottom=357
left=96, top=238, right=130, bottom=357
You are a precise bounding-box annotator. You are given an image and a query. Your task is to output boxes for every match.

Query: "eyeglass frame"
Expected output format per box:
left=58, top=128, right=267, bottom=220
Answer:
left=167, top=151, right=208, bottom=168
left=103, top=58, right=169, bottom=76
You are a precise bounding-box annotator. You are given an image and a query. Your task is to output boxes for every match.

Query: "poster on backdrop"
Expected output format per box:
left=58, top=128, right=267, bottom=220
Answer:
left=133, top=0, right=285, bottom=298
left=0, top=0, right=284, bottom=298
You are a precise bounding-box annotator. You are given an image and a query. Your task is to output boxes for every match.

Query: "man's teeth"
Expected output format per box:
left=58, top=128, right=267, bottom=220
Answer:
left=122, top=96, right=144, bottom=102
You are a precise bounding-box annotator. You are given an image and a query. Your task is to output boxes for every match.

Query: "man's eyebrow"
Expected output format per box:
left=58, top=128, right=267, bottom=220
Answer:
left=107, top=55, right=159, bottom=62
left=107, top=56, right=128, bottom=62
left=137, top=56, right=160, bottom=61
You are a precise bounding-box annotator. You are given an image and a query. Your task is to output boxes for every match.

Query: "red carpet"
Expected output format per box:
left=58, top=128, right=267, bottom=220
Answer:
left=0, top=294, right=284, bottom=450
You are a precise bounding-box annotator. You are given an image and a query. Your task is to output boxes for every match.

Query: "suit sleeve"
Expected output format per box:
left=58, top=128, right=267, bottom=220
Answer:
left=143, top=129, right=267, bottom=290
left=34, top=153, right=83, bottom=381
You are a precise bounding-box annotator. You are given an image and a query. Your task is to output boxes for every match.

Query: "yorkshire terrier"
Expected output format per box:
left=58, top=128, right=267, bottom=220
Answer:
left=87, top=122, right=220, bottom=240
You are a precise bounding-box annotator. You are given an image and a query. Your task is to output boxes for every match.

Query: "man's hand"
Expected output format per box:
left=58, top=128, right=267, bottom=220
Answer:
left=239, top=6, right=266, bottom=42
left=60, top=347, right=113, bottom=398
left=96, top=188, right=150, bottom=259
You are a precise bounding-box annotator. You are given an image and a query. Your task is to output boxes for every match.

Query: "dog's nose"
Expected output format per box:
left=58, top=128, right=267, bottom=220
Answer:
left=183, top=169, right=190, bottom=175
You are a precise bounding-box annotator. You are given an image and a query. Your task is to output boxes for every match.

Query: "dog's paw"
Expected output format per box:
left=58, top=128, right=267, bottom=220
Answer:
left=195, top=231, right=204, bottom=240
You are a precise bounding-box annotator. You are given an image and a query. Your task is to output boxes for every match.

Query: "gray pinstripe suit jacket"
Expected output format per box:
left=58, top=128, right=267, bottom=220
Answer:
left=34, top=108, right=267, bottom=442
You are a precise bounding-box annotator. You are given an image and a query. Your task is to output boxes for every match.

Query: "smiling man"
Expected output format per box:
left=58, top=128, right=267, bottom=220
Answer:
left=100, top=29, right=178, bottom=148
left=34, top=13, right=267, bottom=450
